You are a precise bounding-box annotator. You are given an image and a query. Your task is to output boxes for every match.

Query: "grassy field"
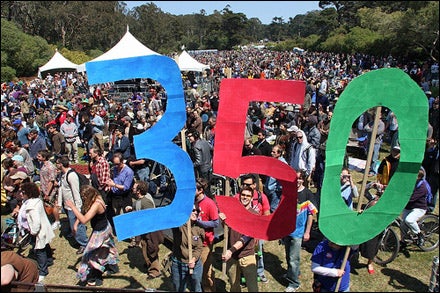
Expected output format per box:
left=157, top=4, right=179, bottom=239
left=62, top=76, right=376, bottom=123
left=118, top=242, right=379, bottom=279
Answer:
left=1, top=142, right=439, bottom=292
left=2, top=209, right=437, bottom=292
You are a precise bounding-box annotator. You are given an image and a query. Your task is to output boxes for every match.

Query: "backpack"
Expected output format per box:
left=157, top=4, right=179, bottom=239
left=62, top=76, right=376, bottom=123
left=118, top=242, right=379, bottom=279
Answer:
left=66, top=168, right=91, bottom=190
left=417, top=179, right=433, bottom=206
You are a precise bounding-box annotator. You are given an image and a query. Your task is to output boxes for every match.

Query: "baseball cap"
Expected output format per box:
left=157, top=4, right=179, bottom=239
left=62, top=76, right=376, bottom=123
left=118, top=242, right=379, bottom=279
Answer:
left=122, top=116, right=131, bottom=122
left=12, top=119, right=22, bottom=125
left=287, top=125, right=299, bottom=132
left=10, top=171, right=28, bottom=180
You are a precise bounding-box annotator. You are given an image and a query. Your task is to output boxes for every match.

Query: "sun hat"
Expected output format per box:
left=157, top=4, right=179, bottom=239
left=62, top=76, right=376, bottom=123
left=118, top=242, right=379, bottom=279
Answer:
left=12, top=155, right=24, bottom=162
left=10, top=171, right=28, bottom=180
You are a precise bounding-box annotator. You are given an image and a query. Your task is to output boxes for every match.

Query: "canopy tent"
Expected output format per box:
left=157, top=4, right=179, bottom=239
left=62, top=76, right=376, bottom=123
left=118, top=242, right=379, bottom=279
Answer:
left=38, top=49, right=79, bottom=78
left=174, top=50, right=210, bottom=72
left=78, top=26, right=160, bottom=73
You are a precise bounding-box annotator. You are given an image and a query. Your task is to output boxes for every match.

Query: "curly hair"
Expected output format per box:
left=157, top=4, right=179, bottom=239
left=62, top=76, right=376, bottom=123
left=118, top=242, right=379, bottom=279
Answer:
left=80, top=185, right=101, bottom=213
left=20, top=182, right=40, bottom=199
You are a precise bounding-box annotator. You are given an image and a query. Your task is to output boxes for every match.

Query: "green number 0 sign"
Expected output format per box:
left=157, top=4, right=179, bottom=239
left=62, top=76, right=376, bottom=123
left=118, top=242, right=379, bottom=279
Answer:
left=319, top=68, right=428, bottom=245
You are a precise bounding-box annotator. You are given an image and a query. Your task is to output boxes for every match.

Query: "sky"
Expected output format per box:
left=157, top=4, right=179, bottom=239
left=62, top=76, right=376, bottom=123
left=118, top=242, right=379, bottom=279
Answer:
left=124, top=1, right=321, bottom=24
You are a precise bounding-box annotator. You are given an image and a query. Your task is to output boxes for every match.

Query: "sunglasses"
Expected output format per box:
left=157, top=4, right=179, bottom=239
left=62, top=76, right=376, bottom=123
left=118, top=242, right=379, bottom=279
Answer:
left=240, top=193, right=253, bottom=198
left=242, top=183, right=253, bottom=187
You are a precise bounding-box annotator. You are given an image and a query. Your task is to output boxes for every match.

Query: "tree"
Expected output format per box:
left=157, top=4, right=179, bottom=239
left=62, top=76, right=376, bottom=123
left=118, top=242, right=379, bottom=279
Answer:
left=1, top=18, right=52, bottom=79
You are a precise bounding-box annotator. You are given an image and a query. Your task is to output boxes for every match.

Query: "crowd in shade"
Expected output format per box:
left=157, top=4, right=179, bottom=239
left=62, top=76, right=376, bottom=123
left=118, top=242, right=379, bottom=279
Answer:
left=1, top=47, right=439, bottom=291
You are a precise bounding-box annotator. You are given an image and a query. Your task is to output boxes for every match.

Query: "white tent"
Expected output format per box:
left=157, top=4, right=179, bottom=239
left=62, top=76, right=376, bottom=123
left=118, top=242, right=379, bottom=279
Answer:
left=38, top=49, right=79, bottom=78
left=174, top=50, right=210, bottom=72
left=78, top=26, right=160, bottom=73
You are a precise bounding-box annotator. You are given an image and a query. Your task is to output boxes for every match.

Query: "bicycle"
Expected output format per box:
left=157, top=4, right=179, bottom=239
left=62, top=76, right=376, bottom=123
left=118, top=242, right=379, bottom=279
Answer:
left=374, top=212, right=439, bottom=265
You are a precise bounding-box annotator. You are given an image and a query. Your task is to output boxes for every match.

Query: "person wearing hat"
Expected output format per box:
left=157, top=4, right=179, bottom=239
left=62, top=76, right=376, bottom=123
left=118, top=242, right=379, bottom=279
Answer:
left=13, top=119, right=30, bottom=149
left=288, top=130, right=316, bottom=189
left=60, top=113, right=79, bottom=163
left=12, top=155, right=28, bottom=174
left=54, top=104, right=68, bottom=126
left=6, top=171, right=30, bottom=214
left=90, top=107, right=105, bottom=153
left=385, top=110, right=399, bottom=149
left=7, top=141, right=35, bottom=176
left=28, top=128, right=47, bottom=171
left=284, top=125, right=299, bottom=163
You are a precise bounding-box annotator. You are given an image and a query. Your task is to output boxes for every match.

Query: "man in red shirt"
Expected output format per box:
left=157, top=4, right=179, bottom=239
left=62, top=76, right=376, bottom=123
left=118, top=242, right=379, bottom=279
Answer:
left=89, top=146, right=110, bottom=202
left=194, top=177, right=219, bottom=292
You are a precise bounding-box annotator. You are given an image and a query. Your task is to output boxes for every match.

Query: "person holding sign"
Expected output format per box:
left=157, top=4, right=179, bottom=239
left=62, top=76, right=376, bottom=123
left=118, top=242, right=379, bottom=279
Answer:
left=194, top=178, right=219, bottom=292
left=311, top=239, right=352, bottom=292
left=171, top=205, right=205, bottom=292
left=220, top=186, right=259, bottom=292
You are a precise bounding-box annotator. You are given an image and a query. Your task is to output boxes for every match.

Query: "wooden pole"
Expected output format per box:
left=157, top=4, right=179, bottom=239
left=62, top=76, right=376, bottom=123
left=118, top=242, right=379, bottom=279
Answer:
left=187, top=217, right=193, bottom=275
left=356, top=106, right=382, bottom=213
left=222, top=178, right=231, bottom=280
left=336, top=107, right=381, bottom=292
left=334, top=246, right=352, bottom=292
left=180, top=129, right=187, bottom=152
left=181, top=128, right=192, bottom=273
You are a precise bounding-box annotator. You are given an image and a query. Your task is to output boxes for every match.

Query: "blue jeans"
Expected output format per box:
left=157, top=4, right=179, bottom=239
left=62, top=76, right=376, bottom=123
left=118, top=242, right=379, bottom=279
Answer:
left=369, top=142, right=382, bottom=174
left=136, top=167, right=150, bottom=182
left=283, top=236, right=302, bottom=289
left=34, top=243, right=53, bottom=276
left=267, top=189, right=282, bottom=213
left=171, top=257, right=202, bottom=292
left=257, top=240, right=265, bottom=276
left=66, top=209, right=88, bottom=247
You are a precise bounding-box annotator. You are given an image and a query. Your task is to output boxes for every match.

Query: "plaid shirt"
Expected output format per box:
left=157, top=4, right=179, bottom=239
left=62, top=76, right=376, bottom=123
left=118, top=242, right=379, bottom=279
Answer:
left=91, top=155, right=110, bottom=190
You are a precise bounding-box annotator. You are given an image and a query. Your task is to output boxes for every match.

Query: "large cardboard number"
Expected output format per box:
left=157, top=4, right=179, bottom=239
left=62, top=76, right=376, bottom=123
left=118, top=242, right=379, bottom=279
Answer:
left=319, top=68, right=428, bottom=245
left=86, top=55, right=195, bottom=241
left=213, top=79, right=306, bottom=240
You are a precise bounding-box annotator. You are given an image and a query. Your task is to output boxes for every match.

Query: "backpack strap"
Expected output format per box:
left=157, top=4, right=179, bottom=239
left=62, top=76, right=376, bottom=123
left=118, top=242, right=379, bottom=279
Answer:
left=65, top=169, right=77, bottom=191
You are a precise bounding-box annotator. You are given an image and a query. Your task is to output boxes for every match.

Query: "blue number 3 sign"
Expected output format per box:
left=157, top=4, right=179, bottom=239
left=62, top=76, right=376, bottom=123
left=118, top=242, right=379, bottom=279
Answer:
left=86, top=55, right=195, bottom=240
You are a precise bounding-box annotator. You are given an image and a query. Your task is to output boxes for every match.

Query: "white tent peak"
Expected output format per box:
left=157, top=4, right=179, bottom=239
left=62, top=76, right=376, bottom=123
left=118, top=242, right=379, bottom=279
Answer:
left=88, top=29, right=160, bottom=62
left=38, top=50, right=78, bottom=78
left=175, top=50, right=210, bottom=72
left=78, top=29, right=160, bottom=73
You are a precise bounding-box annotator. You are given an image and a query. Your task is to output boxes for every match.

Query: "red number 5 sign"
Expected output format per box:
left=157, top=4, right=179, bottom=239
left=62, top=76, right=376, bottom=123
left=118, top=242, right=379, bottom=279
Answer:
left=214, top=79, right=306, bottom=240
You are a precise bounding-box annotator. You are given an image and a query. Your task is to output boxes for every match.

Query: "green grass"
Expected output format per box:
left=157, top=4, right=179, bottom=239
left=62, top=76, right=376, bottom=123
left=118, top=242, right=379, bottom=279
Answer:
left=2, top=143, right=438, bottom=292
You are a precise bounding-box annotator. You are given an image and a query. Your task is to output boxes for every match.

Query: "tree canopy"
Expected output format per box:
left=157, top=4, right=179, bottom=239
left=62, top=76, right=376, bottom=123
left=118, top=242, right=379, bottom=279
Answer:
left=1, top=1, right=438, bottom=81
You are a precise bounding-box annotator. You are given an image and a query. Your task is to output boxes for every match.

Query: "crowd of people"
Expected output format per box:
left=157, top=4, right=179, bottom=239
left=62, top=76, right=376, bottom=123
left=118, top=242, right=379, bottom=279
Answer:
left=1, top=47, right=439, bottom=292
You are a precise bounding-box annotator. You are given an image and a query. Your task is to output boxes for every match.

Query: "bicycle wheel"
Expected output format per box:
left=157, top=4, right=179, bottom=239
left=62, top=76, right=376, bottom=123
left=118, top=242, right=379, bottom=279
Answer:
left=374, top=227, right=400, bottom=265
left=418, top=214, right=439, bottom=252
